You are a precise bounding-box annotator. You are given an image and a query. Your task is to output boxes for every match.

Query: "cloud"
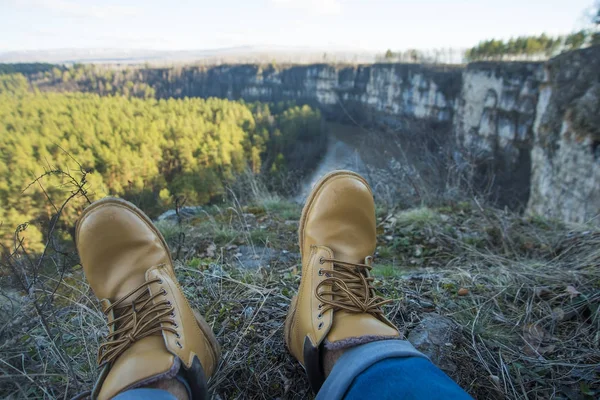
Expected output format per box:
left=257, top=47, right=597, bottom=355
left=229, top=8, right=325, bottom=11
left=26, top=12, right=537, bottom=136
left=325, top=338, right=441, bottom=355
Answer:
left=270, top=0, right=342, bottom=16
left=12, top=0, right=140, bottom=19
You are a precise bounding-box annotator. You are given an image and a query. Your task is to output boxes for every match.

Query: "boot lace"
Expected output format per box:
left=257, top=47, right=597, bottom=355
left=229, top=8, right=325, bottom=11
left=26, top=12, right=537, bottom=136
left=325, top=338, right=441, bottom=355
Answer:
left=97, top=278, right=177, bottom=366
left=315, top=256, right=392, bottom=317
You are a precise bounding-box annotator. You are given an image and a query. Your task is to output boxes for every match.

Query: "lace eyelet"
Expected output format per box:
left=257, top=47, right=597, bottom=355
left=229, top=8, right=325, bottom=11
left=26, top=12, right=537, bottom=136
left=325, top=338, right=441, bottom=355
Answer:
left=319, top=257, right=324, bottom=264
left=317, top=313, right=322, bottom=319
left=318, top=269, right=323, bottom=276
left=166, top=301, right=171, bottom=306
left=158, top=279, right=163, bottom=284
left=318, top=322, right=324, bottom=330
left=175, top=332, right=180, bottom=338
left=318, top=304, right=323, bottom=310
left=173, top=323, right=178, bottom=328
left=161, top=289, right=167, bottom=296
left=176, top=341, right=182, bottom=348
left=171, top=312, right=176, bottom=318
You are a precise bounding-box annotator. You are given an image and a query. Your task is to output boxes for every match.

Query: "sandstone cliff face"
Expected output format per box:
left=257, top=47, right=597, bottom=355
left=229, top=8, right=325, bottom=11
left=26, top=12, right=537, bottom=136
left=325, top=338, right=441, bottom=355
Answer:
left=527, top=47, right=600, bottom=223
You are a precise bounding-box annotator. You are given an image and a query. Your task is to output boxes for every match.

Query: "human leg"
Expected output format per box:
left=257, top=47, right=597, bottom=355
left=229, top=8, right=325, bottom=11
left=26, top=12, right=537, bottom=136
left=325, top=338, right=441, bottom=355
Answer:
left=318, top=340, right=471, bottom=399
left=284, top=170, right=470, bottom=399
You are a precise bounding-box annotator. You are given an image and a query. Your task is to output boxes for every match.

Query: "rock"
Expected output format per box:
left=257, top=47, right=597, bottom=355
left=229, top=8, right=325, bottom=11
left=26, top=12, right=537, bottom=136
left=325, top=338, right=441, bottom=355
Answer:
left=229, top=245, right=299, bottom=269
left=157, top=206, right=204, bottom=222
left=208, top=264, right=225, bottom=277
left=243, top=306, right=255, bottom=319
left=407, top=313, right=459, bottom=373
left=454, top=62, right=544, bottom=210
left=0, top=288, right=25, bottom=324
left=527, top=47, right=600, bottom=224
left=414, top=245, right=424, bottom=257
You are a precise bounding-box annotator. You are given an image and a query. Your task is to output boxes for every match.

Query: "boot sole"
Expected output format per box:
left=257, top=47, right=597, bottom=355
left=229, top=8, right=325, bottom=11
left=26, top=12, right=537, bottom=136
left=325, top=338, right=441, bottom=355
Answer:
left=77, top=197, right=221, bottom=374
left=284, top=170, right=371, bottom=354
left=283, top=295, right=298, bottom=353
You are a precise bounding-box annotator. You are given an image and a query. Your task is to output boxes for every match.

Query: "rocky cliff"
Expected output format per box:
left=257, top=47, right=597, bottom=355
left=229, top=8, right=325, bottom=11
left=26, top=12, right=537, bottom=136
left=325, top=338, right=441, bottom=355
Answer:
left=142, top=63, right=462, bottom=125
left=527, top=47, right=600, bottom=223
left=454, top=62, right=544, bottom=209
left=138, top=54, right=598, bottom=222
left=141, top=63, right=541, bottom=205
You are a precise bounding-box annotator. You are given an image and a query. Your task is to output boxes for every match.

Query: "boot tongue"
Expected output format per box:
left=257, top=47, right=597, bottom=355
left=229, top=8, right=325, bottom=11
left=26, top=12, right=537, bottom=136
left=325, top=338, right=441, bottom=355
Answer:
left=96, top=336, right=177, bottom=400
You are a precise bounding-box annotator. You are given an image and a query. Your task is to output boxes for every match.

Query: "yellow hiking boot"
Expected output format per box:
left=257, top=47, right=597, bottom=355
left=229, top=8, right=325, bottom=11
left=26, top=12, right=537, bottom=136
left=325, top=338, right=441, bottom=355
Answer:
left=284, top=171, right=400, bottom=392
left=76, top=198, right=220, bottom=400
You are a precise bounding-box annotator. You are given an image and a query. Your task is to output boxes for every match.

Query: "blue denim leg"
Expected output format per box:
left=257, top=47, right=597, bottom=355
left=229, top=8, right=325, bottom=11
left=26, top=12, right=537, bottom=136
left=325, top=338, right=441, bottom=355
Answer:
left=316, top=340, right=472, bottom=399
left=113, top=388, right=178, bottom=400
left=344, top=357, right=472, bottom=399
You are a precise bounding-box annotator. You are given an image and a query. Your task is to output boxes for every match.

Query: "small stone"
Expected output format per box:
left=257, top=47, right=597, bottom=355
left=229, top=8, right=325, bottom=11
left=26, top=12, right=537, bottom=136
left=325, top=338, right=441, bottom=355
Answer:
left=414, top=245, right=424, bottom=257
left=243, top=307, right=255, bottom=319
left=457, top=288, right=469, bottom=296
left=490, top=375, right=501, bottom=387
left=419, top=299, right=435, bottom=309
left=408, top=313, right=458, bottom=373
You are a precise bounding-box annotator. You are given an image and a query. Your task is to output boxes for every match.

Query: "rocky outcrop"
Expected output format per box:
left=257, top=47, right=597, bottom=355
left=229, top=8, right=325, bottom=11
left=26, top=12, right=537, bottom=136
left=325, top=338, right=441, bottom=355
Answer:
left=527, top=47, right=600, bottom=223
left=142, top=63, right=462, bottom=125
left=454, top=62, right=544, bottom=209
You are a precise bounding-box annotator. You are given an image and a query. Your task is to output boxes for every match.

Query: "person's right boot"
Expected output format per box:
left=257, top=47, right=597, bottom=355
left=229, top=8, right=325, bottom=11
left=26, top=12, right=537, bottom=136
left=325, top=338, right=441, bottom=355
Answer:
left=284, top=170, right=400, bottom=392
left=76, top=197, right=220, bottom=400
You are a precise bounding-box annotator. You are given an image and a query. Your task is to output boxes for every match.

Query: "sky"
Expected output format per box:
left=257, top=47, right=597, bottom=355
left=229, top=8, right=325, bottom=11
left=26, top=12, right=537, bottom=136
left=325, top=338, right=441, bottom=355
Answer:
left=0, top=0, right=597, bottom=52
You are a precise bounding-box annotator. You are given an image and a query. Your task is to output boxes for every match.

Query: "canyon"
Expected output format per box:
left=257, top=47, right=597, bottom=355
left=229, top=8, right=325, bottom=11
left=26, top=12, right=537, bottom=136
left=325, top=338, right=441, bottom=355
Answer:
left=128, top=48, right=599, bottom=224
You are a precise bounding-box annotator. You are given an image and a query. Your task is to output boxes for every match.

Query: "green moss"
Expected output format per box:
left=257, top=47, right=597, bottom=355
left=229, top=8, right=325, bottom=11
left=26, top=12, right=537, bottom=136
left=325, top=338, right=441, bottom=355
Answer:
left=377, top=246, right=393, bottom=259
left=261, top=199, right=301, bottom=220
left=371, top=264, right=405, bottom=278
left=396, top=207, right=440, bottom=227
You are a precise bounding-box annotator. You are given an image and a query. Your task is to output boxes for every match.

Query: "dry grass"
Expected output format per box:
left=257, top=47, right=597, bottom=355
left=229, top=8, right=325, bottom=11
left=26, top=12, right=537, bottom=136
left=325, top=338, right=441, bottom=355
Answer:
left=1, top=198, right=599, bottom=399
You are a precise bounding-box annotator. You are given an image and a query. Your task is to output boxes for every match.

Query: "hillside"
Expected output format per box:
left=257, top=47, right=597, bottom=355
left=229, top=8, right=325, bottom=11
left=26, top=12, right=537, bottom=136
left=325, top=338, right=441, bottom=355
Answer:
left=1, top=191, right=599, bottom=399
left=0, top=79, right=326, bottom=251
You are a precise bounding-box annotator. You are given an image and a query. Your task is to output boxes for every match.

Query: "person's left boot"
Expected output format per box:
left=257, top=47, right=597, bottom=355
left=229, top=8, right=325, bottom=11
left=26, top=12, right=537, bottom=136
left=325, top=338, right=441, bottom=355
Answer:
left=76, top=197, right=220, bottom=400
left=284, top=171, right=400, bottom=392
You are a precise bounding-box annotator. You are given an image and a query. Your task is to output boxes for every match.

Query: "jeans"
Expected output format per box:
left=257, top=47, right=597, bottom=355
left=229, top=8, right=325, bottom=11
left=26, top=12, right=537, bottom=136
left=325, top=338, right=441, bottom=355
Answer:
left=114, top=340, right=471, bottom=399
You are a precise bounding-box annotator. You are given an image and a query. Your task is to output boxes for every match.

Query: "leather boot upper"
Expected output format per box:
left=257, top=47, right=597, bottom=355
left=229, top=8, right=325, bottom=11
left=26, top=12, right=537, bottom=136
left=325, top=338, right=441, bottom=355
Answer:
left=76, top=198, right=219, bottom=400
left=285, top=171, right=399, bottom=390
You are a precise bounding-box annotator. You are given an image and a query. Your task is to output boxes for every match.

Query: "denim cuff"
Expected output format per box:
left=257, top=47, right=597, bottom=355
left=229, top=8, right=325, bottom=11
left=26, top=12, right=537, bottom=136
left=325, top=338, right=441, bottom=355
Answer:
left=316, top=339, right=429, bottom=400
